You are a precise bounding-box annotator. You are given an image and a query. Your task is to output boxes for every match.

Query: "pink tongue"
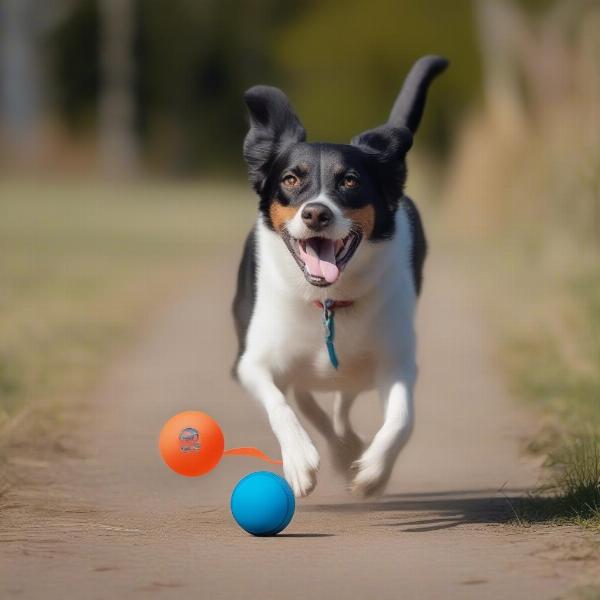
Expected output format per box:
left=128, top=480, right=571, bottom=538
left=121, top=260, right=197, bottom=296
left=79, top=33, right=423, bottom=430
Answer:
left=301, top=238, right=340, bottom=283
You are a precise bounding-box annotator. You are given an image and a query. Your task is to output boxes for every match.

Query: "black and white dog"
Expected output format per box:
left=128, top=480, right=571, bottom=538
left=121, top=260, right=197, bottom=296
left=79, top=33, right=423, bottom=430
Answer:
left=233, top=56, right=448, bottom=497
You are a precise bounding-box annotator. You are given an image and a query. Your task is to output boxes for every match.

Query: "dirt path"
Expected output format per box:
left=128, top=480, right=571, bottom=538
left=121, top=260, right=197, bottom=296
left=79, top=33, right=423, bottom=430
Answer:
left=0, top=251, right=593, bottom=599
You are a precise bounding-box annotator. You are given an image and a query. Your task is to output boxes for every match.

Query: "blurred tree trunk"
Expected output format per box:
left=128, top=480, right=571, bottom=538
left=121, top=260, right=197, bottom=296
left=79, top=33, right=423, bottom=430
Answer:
left=0, top=0, right=43, bottom=162
left=98, top=0, right=138, bottom=177
left=476, top=0, right=529, bottom=136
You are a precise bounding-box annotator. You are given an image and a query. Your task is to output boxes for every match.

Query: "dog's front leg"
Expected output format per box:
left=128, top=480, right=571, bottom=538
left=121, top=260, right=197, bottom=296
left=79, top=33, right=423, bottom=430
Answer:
left=238, top=360, right=320, bottom=497
left=351, top=368, right=415, bottom=497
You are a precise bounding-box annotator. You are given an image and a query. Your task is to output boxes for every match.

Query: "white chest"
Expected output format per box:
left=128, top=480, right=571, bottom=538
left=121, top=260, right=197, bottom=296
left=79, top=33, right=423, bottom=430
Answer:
left=242, top=213, right=417, bottom=392
left=247, top=297, right=379, bottom=391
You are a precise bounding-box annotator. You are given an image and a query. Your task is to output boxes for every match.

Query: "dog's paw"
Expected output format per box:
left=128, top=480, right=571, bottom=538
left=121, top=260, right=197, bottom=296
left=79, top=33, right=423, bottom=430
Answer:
left=282, top=441, right=320, bottom=498
left=349, top=452, right=391, bottom=498
left=329, top=431, right=364, bottom=477
left=272, top=406, right=320, bottom=497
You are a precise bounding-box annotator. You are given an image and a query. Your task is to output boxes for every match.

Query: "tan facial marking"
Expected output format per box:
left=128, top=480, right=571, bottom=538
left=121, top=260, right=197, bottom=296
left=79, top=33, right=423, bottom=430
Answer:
left=270, top=202, right=299, bottom=232
left=345, top=205, right=375, bottom=239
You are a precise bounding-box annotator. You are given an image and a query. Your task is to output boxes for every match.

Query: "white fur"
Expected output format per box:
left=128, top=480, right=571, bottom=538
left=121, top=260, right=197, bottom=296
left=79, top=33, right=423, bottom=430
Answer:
left=237, top=198, right=418, bottom=497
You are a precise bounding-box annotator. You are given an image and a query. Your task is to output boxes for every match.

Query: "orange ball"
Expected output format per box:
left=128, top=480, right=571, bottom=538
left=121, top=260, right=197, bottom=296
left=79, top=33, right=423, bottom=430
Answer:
left=159, top=411, right=225, bottom=477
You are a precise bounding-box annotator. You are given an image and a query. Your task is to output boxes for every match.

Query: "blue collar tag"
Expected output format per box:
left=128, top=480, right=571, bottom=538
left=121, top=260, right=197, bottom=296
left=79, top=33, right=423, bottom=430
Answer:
left=322, top=299, right=340, bottom=369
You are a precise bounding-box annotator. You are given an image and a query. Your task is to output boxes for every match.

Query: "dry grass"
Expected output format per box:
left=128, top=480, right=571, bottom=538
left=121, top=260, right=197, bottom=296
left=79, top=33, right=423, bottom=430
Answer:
left=0, top=179, right=253, bottom=435
left=441, top=0, right=600, bottom=527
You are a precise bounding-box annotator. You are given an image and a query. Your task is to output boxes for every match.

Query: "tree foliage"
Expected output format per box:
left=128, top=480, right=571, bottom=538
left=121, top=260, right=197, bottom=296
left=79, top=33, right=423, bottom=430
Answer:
left=46, top=0, right=501, bottom=172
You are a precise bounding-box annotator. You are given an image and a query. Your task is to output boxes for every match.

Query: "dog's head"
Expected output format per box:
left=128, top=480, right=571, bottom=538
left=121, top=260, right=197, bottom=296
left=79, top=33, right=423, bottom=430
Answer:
left=243, top=56, right=448, bottom=288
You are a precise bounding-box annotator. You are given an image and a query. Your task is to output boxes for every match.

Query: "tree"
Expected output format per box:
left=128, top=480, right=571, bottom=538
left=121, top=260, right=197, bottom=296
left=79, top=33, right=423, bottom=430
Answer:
left=98, top=0, right=139, bottom=176
left=0, top=0, right=44, bottom=162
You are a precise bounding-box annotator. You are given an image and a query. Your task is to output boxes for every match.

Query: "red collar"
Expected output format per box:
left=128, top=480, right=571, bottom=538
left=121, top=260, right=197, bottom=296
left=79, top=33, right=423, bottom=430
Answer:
left=313, top=300, right=354, bottom=310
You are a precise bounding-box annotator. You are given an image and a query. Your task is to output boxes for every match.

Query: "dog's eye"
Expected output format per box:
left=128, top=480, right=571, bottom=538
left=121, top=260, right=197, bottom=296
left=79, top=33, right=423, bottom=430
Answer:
left=342, top=174, right=360, bottom=189
left=282, top=174, right=300, bottom=189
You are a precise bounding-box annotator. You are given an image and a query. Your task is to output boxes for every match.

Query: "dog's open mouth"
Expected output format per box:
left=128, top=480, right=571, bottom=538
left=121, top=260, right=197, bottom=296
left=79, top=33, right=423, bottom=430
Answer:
left=282, top=230, right=362, bottom=287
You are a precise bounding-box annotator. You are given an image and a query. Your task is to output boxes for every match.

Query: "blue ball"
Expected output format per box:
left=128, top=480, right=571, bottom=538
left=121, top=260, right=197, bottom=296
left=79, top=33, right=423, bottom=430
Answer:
left=230, top=471, right=295, bottom=536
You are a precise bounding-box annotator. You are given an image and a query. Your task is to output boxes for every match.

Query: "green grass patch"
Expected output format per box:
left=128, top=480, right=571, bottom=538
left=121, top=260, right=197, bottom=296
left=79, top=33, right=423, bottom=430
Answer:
left=504, top=269, right=600, bottom=529
left=570, top=584, right=600, bottom=600
left=0, top=179, right=254, bottom=430
left=516, top=437, right=600, bottom=528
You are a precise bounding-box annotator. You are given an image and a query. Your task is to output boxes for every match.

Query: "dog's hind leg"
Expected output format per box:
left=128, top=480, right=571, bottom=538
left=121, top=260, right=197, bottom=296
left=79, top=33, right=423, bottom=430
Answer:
left=351, top=371, right=415, bottom=497
left=331, top=392, right=364, bottom=475
left=294, top=389, right=333, bottom=438
left=295, top=390, right=363, bottom=476
left=332, top=393, right=360, bottom=442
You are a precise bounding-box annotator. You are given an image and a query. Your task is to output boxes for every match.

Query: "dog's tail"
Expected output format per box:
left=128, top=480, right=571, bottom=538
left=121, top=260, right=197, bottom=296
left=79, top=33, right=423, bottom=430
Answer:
left=388, top=55, right=449, bottom=135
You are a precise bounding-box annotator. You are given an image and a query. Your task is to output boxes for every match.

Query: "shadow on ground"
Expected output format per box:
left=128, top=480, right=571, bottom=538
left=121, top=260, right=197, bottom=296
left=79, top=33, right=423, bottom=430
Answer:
left=304, top=488, right=528, bottom=532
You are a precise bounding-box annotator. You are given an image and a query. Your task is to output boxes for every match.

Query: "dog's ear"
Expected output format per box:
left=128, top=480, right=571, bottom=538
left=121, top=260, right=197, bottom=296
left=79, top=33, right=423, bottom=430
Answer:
left=388, top=55, right=448, bottom=134
left=243, top=86, right=306, bottom=193
left=351, top=125, right=413, bottom=202
left=351, top=125, right=413, bottom=162
left=352, top=55, right=448, bottom=159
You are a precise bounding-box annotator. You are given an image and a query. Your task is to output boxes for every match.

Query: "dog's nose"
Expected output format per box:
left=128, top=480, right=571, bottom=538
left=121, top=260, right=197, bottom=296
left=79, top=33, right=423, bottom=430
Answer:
left=301, top=203, right=333, bottom=231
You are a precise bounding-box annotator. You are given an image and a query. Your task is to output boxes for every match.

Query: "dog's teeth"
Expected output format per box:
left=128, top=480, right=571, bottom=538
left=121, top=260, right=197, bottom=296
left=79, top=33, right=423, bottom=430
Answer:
left=336, top=239, right=350, bottom=257
left=338, top=240, right=349, bottom=259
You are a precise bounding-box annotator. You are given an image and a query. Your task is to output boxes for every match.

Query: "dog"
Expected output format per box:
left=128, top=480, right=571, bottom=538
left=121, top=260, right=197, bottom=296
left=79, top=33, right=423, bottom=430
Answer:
left=232, top=55, right=448, bottom=497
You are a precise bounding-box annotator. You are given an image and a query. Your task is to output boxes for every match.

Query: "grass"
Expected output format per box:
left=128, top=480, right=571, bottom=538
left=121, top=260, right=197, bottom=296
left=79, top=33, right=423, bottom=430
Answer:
left=515, top=440, right=600, bottom=528
left=570, top=585, right=600, bottom=600
left=0, top=179, right=253, bottom=435
left=450, top=228, right=600, bottom=530
left=504, top=270, right=600, bottom=529
left=438, top=1, right=600, bottom=531
left=449, top=226, right=600, bottom=530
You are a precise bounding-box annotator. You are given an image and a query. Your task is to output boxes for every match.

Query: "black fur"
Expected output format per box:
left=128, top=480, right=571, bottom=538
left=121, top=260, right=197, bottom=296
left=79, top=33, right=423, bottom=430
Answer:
left=350, top=126, right=413, bottom=239
left=243, top=86, right=306, bottom=194
left=231, top=226, right=257, bottom=377
left=401, top=196, right=427, bottom=295
left=257, top=141, right=405, bottom=241
left=388, top=55, right=449, bottom=133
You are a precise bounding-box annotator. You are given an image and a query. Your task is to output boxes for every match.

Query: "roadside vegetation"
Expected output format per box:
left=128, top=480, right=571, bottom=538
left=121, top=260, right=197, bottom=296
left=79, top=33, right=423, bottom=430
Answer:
left=508, top=275, right=600, bottom=528
left=442, top=1, right=600, bottom=528
left=0, top=180, right=252, bottom=441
